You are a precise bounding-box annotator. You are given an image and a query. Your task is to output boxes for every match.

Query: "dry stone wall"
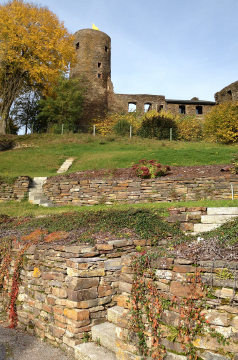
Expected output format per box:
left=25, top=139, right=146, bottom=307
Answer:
left=115, top=253, right=238, bottom=360
left=42, top=175, right=238, bottom=206
left=2, top=236, right=238, bottom=358
left=0, top=238, right=149, bottom=352
left=0, top=176, right=30, bottom=202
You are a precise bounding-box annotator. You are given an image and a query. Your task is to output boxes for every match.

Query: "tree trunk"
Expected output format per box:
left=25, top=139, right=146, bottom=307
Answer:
left=0, top=115, right=7, bottom=134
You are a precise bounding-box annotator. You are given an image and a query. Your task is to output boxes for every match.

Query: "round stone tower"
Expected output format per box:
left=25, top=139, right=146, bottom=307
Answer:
left=71, top=29, right=113, bottom=127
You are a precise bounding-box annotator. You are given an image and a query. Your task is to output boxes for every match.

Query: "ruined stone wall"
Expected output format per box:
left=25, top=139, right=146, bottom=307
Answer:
left=109, top=93, right=166, bottom=114
left=215, top=80, right=238, bottom=103
left=166, top=102, right=215, bottom=117
left=116, top=253, right=238, bottom=360
left=42, top=175, right=238, bottom=206
left=0, top=176, right=30, bottom=202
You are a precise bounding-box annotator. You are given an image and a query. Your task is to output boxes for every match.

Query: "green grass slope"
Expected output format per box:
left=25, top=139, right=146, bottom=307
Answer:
left=1, top=133, right=238, bottom=178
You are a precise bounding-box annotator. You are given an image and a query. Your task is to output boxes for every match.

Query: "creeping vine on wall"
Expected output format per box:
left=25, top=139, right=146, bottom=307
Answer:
left=129, top=251, right=230, bottom=360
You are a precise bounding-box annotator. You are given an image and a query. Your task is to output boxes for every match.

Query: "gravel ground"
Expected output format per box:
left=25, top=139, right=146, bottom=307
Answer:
left=0, top=322, right=75, bottom=360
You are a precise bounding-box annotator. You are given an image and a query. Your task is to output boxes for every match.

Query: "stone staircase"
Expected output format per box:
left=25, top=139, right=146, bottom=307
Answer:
left=28, top=177, right=54, bottom=207
left=193, top=207, right=238, bottom=234
left=75, top=306, right=125, bottom=360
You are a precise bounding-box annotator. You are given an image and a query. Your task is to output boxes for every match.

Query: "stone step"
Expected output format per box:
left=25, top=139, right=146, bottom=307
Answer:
left=33, top=177, right=48, bottom=181
left=193, top=223, right=220, bottom=233
left=201, top=214, right=238, bottom=224
left=107, top=306, right=125, bottom=325
left=29, top=194, right=47, bottom=200
left=57, top=158, right=74, bottom=174
left=41, top=202, right=54, bottom=208
left=91, top=322, right=116, bottom=353
left=207, top=207, right=238, bottom=215
left=75, top=342, right=116, bottom=360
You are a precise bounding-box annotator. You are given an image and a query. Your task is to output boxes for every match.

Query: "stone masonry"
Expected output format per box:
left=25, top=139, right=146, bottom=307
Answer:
left=42, top=174, right=238, bottom=206
left=0, top=176, right=30, bottom=202
left=2, top=241, right=238, bottom=359
left=0, top=237, right=148, bottom=352
left=114, top=253, right=238, bottom=360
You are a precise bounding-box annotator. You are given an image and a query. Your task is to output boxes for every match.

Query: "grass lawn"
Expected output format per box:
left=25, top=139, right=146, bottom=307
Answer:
left=2, top=198, right=238, bottom=218
left=1, top=133, right=238, bottom=179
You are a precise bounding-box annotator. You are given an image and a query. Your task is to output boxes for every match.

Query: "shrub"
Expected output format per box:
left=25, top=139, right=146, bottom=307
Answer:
left=93, top=111, right=141, bottom=136
left=137, top=110, right=178, bottom=139
left=204, top=101, right=238, bottom=143
left=176, top=115, right=203, bottom=141
left=132, top=159, right=171, bottom=179
left=113, top=118, right=131, bottom=136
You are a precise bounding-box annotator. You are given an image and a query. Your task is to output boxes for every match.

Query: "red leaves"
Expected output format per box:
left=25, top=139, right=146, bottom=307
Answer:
left=132, top=159, right=170, bottom=179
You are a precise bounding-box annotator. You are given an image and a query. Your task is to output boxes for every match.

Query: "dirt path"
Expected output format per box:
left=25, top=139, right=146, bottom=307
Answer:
left=0, top=322, right=75, bottom=360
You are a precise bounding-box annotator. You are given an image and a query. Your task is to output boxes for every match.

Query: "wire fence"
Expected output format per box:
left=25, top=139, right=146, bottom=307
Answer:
left=32, top=123, right=174, bottom=140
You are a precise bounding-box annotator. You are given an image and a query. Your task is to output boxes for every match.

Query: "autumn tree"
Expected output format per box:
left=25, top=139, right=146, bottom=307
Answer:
left=0, top=0, right=77, bottom=134
left=204, top=101, right=238, bottom=143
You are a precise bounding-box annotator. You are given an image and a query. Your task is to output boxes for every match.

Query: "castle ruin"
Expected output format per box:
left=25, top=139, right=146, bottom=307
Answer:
left=71, top=29, right=216, bottom=125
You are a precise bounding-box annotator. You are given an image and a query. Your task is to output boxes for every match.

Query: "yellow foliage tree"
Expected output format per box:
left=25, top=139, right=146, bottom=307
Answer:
left=0, top=0, right=77, bottom=134
left=175, top=115, right=203, bottom=141
left=204, top=101, right=238, bottom=143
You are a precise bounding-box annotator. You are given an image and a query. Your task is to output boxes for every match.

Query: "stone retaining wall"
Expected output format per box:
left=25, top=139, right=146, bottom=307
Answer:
left=115, top=253, right=238, bottom=360
left=0, top=238, right=148, bottom=352
left=1, top=175, right=238, bottom=206
left=2, top=239, right=238, bottom=358
left=43, top=175, right=238, bottom=206
left=0, top=176, right=31, bottom=202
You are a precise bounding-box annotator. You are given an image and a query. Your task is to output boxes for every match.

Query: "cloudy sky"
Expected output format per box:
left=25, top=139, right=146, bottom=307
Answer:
left=2, top=0, right=238, bottom=101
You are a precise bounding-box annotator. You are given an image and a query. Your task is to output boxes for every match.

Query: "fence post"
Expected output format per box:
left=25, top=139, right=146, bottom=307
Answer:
left=170, top=128, right=172, bottom=141
left=93, top=125, right=96, bottom=136
left=130, top=126, right=132, bottom=138
left=61, top=123, right=64, bottom=135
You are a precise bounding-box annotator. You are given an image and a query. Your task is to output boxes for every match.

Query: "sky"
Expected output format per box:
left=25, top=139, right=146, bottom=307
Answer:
left=2, top=0, right=238, bottom=101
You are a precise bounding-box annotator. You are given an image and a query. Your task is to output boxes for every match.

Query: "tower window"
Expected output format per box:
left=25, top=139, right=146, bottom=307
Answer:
left=98, top=73, right=102, bottom=79
left=76, top=42, right=79, bottom=49
left=196, top=106, right=203, bottom=115
left=227, top=90, right=232, bottom=101
left=159, top=105, right=163, bottom=111
left=105, top=46, right=108, bottom=52
left=179, top=105, right=186, bottom=114
left=98, top=62, right=102, bottom=68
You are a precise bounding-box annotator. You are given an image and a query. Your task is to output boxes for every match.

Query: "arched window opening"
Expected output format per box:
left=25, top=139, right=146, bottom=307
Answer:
left=98, top=62, right=102, bottom=68
left=158, top=105, right=163, bottom=112
left=179, top=105, right=186, bottom=114
left=128, top=103, right=137, bottom=112
left=227, top=90, right=232, bottom=101
left=98, top=73, right=102, bottom=79
left=76, top=42, right=79, bottom=50
left=105, top=46, right=108, bottom=52
left=196, top=106, right=203, bottom=115
left=144, top=103, right=152, bottom=112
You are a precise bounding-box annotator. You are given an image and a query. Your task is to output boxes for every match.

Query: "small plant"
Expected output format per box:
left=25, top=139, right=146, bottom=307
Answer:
left=132, top=159, right=170, bottom=179
left=215, top=268, right=234, bottom=280
left=95, top=338, right=100, bottom=346
left=82, top=332, right=91, bottom=342
left=167, top=326, right=179, bottom=342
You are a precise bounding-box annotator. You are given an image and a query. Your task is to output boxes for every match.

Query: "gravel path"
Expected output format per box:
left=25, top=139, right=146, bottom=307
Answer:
left=0, top=323, right=75, bottom=360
